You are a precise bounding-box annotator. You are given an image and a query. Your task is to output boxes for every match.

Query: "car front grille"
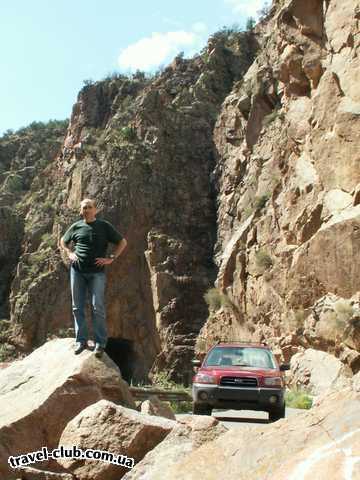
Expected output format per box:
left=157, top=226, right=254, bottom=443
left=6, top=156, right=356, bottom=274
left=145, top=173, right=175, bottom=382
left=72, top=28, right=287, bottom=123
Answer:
left=220, top=376, right=258, bottom=387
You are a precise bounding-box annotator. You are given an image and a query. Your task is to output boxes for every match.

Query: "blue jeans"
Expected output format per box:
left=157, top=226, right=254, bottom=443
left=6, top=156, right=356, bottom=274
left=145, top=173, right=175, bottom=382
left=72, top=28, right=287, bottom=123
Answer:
left=70, top=267, right=107, bottom=348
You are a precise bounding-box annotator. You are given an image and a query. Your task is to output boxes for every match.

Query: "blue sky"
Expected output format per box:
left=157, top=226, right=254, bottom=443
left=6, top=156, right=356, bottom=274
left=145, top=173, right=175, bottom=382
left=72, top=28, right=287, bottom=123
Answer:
left=0, top=0, right=268, bottom=135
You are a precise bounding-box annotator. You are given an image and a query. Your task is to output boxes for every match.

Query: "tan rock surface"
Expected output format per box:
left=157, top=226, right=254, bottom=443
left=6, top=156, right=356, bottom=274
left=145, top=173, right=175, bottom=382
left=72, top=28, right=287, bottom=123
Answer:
left=16, top=466, right=75, bottom=479
left=201, top=0, right=360, bottom=362
left=353, top=372, right=360, bottom=392
left=289, top=348, right=353, bottom=395
left=140, top=395, right=176, bottom=420
left=123, top=415, right=227, bottom=480
left=58, top=399, right=176, bottom=480
left=0, top=338, right=135, bottom=480
left=142, top=388, right=360, bottom=480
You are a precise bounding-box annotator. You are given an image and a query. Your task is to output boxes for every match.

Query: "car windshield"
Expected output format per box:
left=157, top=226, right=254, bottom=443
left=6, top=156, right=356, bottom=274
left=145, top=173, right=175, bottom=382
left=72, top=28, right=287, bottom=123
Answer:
left=204, top=346, right=276, bottom=369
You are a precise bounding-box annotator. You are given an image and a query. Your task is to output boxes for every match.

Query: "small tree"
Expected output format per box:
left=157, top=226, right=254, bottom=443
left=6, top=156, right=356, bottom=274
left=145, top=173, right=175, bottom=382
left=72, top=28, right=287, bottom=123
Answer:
left=246, top=17, right=256, bottom=31
left=83, top=79, right=94, bottom=88
left=257, top=1, right=271, bottom=21
left=2, top=128, right=14, bottom=138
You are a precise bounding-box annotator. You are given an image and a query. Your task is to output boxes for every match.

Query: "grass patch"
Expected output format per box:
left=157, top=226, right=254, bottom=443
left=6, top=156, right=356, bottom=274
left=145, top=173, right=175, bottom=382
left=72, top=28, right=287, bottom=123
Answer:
left=149, top=371, right=192, bottom=414
left=263, top=109, right=285, bottom=127
left=40, top=233, right=57, bottom=248
left=4, top=174, right=23, bottom=192
left=334, top=299, right=353, bottom=322
left=47, top=327, right=75, bottom=340
left=0, top=343, right=16, bottom=362
left=288, top=309, right=306, bottom=330
left=285, top=389, right=313, bottom=409
left=255, top=249, right=273, bottom=270
left=118, top=126, right=137, bottom=142
left=254, top=193, right=270, bottom=210
left=204, top=288, right=233, bottom=312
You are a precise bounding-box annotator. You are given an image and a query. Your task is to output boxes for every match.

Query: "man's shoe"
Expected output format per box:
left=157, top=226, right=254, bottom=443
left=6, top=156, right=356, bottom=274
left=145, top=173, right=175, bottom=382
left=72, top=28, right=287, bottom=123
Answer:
left=94, top=344, right=104, bottom=358
left=74, top=342, right=87, bottom=355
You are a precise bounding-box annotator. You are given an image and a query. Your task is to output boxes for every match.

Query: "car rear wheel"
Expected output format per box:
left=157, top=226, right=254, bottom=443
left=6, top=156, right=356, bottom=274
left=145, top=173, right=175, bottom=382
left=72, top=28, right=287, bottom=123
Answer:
left=192, top=403, right=213, bottom=416
left=268, top=404, right=285, bottom=422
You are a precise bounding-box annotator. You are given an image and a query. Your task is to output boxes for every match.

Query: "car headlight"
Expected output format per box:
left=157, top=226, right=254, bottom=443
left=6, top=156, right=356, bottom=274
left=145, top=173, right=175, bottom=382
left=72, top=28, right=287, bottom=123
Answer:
left=194, top=373, right=217, bottom=384
left=263, top=377, right=283, bottom=387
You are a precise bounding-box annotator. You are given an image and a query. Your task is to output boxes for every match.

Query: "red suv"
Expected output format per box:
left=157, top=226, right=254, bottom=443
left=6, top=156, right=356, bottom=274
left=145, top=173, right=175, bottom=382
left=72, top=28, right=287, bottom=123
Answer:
left=192, top=342, right=289, bottom=422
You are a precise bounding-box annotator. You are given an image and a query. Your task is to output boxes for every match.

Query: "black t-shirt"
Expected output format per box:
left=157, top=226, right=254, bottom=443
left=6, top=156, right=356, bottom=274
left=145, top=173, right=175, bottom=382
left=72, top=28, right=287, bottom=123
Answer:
left=62, top=218, right=123, bottom=273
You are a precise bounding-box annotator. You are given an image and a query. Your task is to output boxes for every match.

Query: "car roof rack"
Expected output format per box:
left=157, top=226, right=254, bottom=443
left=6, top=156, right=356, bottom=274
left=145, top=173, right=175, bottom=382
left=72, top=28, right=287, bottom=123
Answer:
left=216, top=340, right=268, bottom=346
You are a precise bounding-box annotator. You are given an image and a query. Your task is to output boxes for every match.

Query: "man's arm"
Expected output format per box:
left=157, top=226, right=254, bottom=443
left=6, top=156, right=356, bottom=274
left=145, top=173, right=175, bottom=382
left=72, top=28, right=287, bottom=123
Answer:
left=112, top=238, right=127, bottom=259
left=95, top=238, right=127, bottom=266
left=60, top=237, right=79, bottom=262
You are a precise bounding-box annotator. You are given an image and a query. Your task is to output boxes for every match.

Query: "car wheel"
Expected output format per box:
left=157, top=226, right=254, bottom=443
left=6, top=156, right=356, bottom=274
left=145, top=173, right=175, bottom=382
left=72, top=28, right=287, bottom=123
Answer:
left=268, top=404, right=285, bottom=422
left=192, top=403, right=213, bottom=416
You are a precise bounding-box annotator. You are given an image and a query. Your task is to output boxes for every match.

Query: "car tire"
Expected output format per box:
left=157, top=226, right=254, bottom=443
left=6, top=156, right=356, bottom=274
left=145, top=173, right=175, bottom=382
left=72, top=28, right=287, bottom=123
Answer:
left=192, top=403, right=213, bottom=416
left=268, top=404, right=286, bottom=422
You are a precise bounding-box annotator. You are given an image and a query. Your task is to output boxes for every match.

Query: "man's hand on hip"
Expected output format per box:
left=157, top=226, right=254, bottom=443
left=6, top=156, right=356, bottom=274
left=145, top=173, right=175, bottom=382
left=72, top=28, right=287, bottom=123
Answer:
left=69, top=252, right=79, bottom=262
left=95, top=257, right=114, bottom=266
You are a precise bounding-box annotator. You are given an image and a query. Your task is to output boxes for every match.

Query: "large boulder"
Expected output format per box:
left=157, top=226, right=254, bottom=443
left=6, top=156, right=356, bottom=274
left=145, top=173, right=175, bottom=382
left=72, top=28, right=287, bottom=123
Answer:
left=16, top=466, right=75, bottom=480
left=140, top=395, right=176, bottom=420
left=288, top=348, right=353, bottom=395
left=123, top=415, right=227, bottom=480
left=57, top=399, right=176, bottom=480
left=137, top=388, right=360, bottom=479
left=0, top=338, right=135, bottom=480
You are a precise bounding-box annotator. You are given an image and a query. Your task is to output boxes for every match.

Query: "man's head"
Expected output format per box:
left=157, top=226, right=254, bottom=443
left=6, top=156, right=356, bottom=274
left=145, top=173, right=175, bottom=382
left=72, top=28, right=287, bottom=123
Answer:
left=80, top=198, right=97, bottom=222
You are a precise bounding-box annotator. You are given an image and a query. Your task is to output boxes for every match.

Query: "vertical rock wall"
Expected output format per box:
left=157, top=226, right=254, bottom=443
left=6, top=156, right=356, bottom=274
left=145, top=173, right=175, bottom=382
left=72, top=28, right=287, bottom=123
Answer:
left=197, top=0, right=360, bottom=368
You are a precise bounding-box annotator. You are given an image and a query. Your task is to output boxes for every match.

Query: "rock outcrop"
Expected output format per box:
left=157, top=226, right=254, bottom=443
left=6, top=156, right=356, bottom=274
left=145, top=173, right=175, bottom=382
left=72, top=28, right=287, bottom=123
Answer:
left=196, top=0, right=360, bottom=370
left=140, top=395, right=176, bottom=420
left=58, top=399, right=176, bottom=480
left=16, top=467, right=75, bottom=480
left=288, top=348, right=353, bottom=395
left=2, top=31, right=258, bottom=383
left=0, top=338, right=134, bottom=480
left=127, top=388, right=360, bottom=479
left=123, top=415, right=227, bottom=480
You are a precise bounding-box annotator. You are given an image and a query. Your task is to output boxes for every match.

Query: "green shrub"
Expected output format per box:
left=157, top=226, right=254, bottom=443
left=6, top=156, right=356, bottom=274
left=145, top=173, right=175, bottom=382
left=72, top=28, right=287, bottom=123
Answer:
left=204, top=288, right=232, bottom=311
left=150, top=371, right=192, bottom=414
left=83, top=79, right=94, bottom=87
left=334, top=299, right=353, bottom=319
left=212, top=24, right=241, bottom=41
left=255, top=249, right=273, bottom=270
left=118, top=126, right=137, bottom=142
left=5, top=174, right=23, bottom=192
left=40, top=232, right=57, bottom=248
left=285, top=389, right=313, bottom=409
left=254, top=193, right=270, bottom=210
left=294, top=309, right=306, bottom=326
left=2, top=128, right=14, bottom=138
left=257, top=2, right=271, bottom=21
left=42, top=200, right=54, bottom=213
left=47, top=327, right=75, bottom=340
left=0, top=343, right=16, bottom=362
left=243, top=205, right=254, bottom=219
left=246, top=17, right=256, bottom=31
left=263, top=109, right=285, bottom=126
left=170, top=400, right=192, bottom=414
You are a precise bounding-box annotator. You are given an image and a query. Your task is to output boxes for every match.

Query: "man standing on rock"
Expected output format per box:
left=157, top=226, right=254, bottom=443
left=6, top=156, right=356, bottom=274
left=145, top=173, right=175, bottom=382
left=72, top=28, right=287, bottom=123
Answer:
left=60, top=198, right=127, bottom=357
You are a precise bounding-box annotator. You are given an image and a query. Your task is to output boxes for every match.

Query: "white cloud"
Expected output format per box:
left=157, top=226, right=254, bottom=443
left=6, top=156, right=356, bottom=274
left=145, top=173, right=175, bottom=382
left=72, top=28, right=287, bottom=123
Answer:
left=118, top=28, right=206, bottom=72
left=224, top=0, right=269, bottom=18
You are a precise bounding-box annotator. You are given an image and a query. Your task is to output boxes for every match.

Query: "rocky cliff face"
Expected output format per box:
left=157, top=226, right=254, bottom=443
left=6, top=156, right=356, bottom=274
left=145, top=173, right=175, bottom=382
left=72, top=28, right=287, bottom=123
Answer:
left=197, top=0, right=360, bottom=370
left=0, top=122, right=67, bottom=360
left=1, top=32, right=256, bottom=381
left=1, top=0, right=359, bottom=380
